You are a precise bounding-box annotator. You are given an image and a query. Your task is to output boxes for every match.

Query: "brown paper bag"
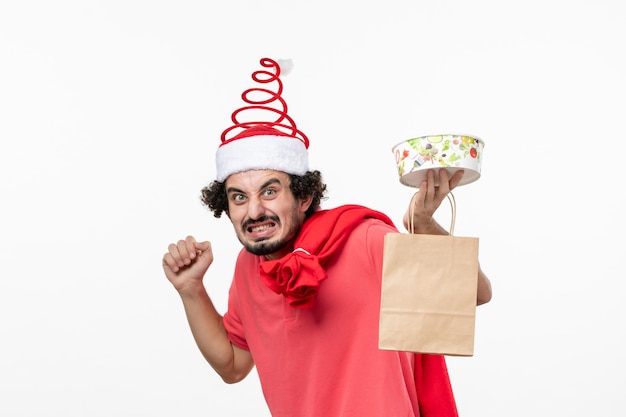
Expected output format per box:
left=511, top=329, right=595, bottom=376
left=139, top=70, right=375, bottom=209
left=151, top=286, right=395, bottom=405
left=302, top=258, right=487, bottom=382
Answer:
left=378, top=192, right=478, bottom=356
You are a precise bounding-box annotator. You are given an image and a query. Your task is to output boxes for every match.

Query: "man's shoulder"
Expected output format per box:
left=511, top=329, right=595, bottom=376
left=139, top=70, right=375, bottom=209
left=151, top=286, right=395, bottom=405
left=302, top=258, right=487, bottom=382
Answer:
left=352, top=216, right=398, bottom=237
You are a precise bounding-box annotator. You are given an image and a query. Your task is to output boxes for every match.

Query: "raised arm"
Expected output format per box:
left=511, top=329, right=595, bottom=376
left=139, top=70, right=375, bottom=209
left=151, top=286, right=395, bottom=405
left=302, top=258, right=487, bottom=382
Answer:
left=403, top=169, right=493, bottom=305
left=162, top=236, right=254, bottom=383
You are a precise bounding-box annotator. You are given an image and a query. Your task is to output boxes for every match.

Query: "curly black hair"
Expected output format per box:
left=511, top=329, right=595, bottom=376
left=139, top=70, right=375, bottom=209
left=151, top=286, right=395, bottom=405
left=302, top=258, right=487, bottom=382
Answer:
left=200, top=170, right=327, bottom=219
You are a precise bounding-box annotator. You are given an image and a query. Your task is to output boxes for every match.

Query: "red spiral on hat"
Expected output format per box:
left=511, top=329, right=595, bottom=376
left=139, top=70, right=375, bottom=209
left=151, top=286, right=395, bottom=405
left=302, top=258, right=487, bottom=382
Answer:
left=220, top=58, right=309, bottom=148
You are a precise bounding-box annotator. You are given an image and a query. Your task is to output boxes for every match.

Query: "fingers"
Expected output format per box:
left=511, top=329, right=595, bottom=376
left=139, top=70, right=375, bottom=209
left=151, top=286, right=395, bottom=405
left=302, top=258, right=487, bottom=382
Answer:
left=163, top=236, right=210, bottom=273
left=444, top=169, right=465, bottom=192
left=162, top=252, right=178, bottom=272
left=177, top=235, right=197, bottom=263
left=421, top=169, right=464, bottom=196
left=426, top=169, right=438, bottom=196
left=434, top=169, right=463, bottom=193
left=418, top=170, right=440, bottom=207
left=405, top=169, right=465, bottom=234
left=415, top=169, right=464, bottom=213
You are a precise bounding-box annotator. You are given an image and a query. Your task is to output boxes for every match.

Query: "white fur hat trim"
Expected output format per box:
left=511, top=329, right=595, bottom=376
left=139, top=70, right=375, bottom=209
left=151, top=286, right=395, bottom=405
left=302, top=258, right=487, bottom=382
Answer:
left=215, top=134, right=309, bottom=182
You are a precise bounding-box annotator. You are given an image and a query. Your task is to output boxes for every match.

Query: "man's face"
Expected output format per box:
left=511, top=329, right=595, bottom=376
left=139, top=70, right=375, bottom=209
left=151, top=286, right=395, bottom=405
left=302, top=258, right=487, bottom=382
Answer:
left=225, top=170, right=311, bottom=259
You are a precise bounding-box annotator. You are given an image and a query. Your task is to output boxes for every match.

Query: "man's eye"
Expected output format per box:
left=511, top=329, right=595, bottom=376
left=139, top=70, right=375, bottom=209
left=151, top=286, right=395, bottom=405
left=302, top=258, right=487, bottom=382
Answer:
left=263, top=189, right=276, bottom=196
left=232, top=194, right=245, bottom=202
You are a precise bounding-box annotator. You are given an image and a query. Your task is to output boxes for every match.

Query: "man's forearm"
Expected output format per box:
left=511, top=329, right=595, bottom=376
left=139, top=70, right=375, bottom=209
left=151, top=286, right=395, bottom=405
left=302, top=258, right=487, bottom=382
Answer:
left=178, top=284, right=252, bottom=383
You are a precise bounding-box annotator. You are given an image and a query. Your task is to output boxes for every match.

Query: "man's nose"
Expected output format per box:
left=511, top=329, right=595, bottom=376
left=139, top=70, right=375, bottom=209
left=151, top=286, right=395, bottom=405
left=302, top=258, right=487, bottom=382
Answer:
left=247, top=197, right=265, bottom=220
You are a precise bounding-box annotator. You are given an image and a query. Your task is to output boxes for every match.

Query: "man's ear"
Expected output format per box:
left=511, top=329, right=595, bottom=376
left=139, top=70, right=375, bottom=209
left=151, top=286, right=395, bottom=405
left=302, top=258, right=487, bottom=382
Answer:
left=299, top=195, right=313, bottom=213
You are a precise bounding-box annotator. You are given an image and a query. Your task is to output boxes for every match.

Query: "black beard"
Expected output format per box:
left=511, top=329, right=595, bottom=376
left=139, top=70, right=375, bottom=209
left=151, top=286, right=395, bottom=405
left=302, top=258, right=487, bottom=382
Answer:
left=243, top=238, right=289, bottom=256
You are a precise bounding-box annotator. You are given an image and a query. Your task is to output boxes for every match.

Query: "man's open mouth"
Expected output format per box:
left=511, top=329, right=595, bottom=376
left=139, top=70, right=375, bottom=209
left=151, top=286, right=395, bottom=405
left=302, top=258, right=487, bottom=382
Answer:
left=249, top=223, right=274, bottom=233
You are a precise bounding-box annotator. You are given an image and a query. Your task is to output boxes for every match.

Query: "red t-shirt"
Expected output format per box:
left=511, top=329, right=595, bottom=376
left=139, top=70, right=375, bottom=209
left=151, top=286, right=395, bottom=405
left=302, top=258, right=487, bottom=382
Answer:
left=223, top=218, right=456, bottom=417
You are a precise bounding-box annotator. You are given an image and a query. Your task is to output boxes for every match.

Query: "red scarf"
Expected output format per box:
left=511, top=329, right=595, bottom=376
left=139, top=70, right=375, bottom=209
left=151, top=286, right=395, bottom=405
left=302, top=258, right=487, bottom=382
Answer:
left=259, top=204, right=395, bottom=308
left=415, top=354, right=459, bottom=416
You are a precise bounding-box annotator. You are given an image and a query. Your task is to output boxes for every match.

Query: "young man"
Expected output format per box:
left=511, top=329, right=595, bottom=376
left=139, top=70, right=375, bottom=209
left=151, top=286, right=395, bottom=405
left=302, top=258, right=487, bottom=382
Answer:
left=162, top=58, right=492, bottom=417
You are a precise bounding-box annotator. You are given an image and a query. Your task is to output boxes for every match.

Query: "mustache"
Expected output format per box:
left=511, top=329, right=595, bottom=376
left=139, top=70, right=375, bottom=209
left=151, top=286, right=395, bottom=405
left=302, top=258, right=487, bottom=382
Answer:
left=243, top=215, right=280, bottom=229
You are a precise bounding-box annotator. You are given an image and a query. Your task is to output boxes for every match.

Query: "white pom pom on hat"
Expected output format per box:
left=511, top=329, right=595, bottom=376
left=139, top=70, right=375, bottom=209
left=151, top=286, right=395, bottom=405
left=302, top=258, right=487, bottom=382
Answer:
left=276, top=58, right=294, bottom=76
left=215, top=58, right=309, bottom=182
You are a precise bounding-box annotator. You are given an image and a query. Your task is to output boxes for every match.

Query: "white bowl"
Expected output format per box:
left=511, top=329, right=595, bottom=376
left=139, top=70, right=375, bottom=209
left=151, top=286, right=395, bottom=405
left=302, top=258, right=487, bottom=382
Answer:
left=392, top=134, right=484, bottom=188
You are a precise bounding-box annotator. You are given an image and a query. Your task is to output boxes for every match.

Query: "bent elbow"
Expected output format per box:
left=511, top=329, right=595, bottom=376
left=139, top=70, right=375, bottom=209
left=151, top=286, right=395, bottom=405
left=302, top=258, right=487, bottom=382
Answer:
left=476, top=272, right=493, bottom=306
left=218, top=363, right=253, bottom=384
left=477, top=285, right=493, bottom=305
left=221, top=372, right=246, bottom=384
left=215, top=343, right=254, bottom=384
left=477, top=292, right=492, bottom=306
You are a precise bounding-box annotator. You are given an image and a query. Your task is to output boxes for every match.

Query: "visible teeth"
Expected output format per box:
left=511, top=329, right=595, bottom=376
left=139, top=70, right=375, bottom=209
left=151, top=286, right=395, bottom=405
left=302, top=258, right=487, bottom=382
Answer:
left=251, top=225, right=271, bottom=232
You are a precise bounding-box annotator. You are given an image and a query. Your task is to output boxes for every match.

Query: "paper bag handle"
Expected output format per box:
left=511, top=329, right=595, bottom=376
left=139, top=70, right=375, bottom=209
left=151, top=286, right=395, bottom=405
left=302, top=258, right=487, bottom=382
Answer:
left=408, top=191, right=456, bottom=236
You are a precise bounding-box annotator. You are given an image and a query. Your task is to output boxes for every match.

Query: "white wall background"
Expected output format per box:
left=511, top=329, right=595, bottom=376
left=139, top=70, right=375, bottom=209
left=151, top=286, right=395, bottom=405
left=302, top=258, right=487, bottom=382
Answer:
left=1, top=1, right=624, bottom=416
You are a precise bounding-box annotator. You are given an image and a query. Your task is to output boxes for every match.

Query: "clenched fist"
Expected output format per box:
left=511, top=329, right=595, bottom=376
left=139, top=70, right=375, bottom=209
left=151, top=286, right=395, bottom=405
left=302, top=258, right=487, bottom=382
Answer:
left=162, top=235, right=213, bottom=293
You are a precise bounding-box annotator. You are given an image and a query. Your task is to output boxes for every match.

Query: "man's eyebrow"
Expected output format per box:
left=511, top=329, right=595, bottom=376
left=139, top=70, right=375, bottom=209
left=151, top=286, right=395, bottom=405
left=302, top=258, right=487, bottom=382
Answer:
left=259, top=178, right=281, bottom=189
left=226, top=186, right=244, bottom=194
left=226, top=178, right=282, bottom=194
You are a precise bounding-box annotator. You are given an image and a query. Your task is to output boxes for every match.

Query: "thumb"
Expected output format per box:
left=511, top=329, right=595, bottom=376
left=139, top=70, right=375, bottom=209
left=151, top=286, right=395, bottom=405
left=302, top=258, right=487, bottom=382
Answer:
left=194, top=240, right=212, bottom=252
left=193, top=241, right=213, bottom=263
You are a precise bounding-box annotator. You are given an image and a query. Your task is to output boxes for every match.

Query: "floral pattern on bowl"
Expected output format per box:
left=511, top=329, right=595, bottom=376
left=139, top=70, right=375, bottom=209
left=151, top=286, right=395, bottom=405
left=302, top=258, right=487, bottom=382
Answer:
left=392, top=134, right=484, bottom=188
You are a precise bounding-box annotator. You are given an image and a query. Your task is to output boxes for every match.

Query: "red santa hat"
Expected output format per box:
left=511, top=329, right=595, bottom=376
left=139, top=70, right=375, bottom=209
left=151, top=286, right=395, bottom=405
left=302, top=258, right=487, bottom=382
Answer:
left=215, top=58, right=309, bottom=182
